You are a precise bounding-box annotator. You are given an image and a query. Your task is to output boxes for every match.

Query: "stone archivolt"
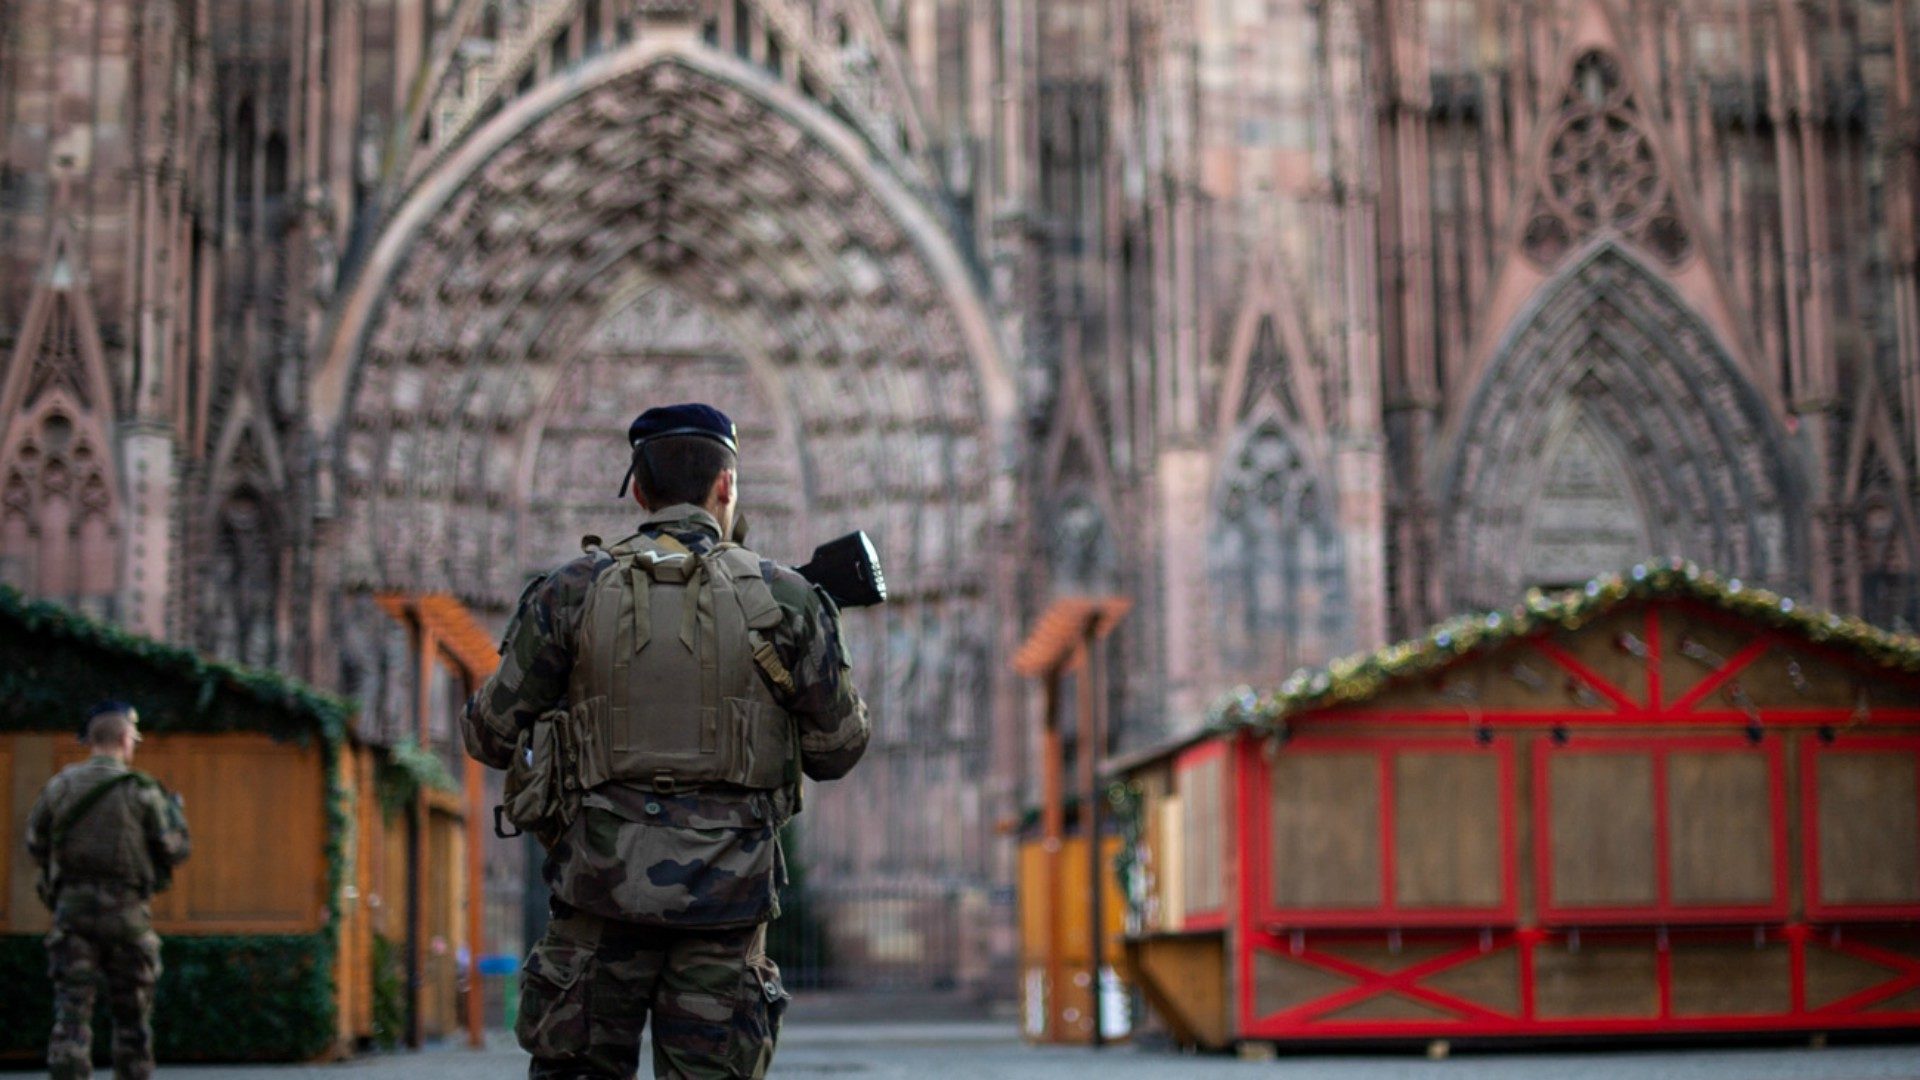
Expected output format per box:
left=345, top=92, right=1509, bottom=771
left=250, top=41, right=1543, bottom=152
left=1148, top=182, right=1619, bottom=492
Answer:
left=327, top=46, right=999, bottom=607
left=1442, top=247, right=1799, bottom=609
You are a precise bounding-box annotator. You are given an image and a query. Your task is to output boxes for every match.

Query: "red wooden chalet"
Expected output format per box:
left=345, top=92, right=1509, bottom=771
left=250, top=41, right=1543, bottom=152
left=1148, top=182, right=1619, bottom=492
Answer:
left=1113, top=563, right=1920, bottom=1049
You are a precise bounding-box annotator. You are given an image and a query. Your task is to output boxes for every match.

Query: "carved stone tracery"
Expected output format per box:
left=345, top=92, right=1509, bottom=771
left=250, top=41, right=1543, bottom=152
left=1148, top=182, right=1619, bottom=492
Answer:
left=1524, top=50, right=1691, bottom=268
left=0, top=235, right=120, bottom=612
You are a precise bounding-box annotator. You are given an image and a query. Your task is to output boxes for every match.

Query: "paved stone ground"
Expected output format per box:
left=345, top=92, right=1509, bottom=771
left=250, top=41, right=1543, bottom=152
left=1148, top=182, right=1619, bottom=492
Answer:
left=151, top=1025, right=1920, bottom=1079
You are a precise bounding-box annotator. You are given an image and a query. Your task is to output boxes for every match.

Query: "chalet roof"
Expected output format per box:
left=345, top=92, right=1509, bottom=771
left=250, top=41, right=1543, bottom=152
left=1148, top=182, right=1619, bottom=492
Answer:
left=1211, top=560, right=1920, bottom=733
left=0, top=585, right=353, bottom=742
left=1109, top=562, right=1920, bottom=777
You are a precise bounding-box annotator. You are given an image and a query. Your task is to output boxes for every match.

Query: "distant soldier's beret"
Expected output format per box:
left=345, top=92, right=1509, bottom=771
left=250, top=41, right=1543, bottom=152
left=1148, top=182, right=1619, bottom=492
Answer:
left=626, top=404, right=738, bottom=453
left=619, top=404, right=738, bottom=497
left=80, top=700, right=138, bottom=742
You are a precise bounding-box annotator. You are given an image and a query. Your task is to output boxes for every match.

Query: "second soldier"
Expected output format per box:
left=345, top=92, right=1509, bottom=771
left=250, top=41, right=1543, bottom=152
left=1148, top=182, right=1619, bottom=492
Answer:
left=462, top=403, right=870, bottom=1080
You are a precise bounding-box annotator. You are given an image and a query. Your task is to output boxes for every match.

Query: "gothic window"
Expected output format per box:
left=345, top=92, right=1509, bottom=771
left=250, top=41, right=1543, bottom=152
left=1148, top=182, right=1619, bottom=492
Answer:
left=200, top=491, right=282, bottom=668
left=1860, top=499, right=1917, bottom=632
left=1524, top=49, right=1690, bottom=267
left=1210, top=421, right=1351, bottom=682
left=1048, top=491, right=1117, bottom=594
left=1856, top=456, right=1919, bottom=632
left=0, top=409, right=117, bottom=611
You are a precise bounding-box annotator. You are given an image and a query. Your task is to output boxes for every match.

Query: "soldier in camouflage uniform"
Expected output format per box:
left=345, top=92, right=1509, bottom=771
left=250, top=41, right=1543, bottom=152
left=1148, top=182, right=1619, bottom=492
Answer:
left=25, top=703, right=191, bottom=1080
left=464, top=403, right=869, bottom=1080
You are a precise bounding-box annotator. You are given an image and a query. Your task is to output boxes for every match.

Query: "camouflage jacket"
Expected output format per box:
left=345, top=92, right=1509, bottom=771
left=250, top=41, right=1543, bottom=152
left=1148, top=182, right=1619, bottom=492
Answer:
left=26, top=756, right=192, bottom=904
left=463, top=503, right=869, bottom=927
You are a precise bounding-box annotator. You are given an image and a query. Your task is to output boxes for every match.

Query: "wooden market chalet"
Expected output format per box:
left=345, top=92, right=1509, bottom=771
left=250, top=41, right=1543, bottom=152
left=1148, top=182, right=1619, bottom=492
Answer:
left=1024, top=563, right=1920, bottom=1049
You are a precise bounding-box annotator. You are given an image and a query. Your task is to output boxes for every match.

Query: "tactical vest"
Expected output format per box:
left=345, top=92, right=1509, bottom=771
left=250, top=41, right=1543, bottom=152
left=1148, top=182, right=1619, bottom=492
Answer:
left=44, top=763, right=163, bottom=893
left=566, top=533, right=800, bottom=794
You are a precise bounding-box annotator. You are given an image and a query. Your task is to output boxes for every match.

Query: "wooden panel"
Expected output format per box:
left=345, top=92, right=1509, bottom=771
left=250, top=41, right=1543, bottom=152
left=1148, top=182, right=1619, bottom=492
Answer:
left=338, top=748, right=374, bottom=1042
left=422, top=808, right=463, bottom=1038
left=1, top=732, right=329, bottom=935
left=1543, top=608, right=1650, bottom=707
left=1129, top=935, right=1228, bottom=1048
left=1533, top=938, right=1658, bottom=1018
left=376, top=806, right=408, bottom=939
left=1667, top=752, right=1774, bottom=904
left=1322, top=993, right=1457, bottom=1022
left=1870, top=988, right=1920, bottom=1013
left=172, top=736, right=327, bottom=930
left=1153, top=797, right=1184, bottom=930
left=1018, top=840, right=1049, bottom=963
left=1394, top=752, right=1502, bottom=909
left=1737, top=645, right=1863, bottom=709
left=1179, top=755, right=1224, bottom=915
left=1669, top=941, right=1791, bottom=1016
left=1252, top=949, right=1355, bottom=1015
left=1816, top=752, right=1920, bottom=906
left=1424, top=949, right=1522, bottom=1015
left=6, top=735, right=54, bottom=933
left=1056, top=835, right=1094, bottom=965
left=1548, top=753, right=1656, bottom=906
left=1657, top=610, right=1760, bottom=707
left=1804, top=932, right=1920, bottom=1009
left=1269, top=752, right=1379, bottom=908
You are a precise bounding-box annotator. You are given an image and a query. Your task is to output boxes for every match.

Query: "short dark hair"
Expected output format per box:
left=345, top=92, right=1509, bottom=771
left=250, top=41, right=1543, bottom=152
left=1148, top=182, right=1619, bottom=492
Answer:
left=633, top=435, right=736, bottom=507
left=83, top=701, right=137, bottom=746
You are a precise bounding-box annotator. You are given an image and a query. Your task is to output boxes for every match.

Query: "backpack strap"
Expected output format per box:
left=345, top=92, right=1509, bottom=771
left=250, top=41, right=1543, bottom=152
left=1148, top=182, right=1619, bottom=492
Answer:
left=50, top=772, right=148, bottom=852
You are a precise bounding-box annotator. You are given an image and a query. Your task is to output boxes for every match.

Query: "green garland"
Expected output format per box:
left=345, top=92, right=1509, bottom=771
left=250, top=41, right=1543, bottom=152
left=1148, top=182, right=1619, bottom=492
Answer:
left=1106, top=781, right=1146, bottom=927
left=1207, top=559, right=1920, bottom=732
left=375, top=738, right=457, bottom=817
left=0, top=586, right=353, bottom=742
left=368, top=932, right=406, bottom=1050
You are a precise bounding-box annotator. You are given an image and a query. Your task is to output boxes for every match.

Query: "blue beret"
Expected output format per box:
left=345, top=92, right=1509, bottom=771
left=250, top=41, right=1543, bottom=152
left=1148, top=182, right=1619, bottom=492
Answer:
left=619, top=404, right=738, bottom=498
left=626, top=404, right=738, bottom=453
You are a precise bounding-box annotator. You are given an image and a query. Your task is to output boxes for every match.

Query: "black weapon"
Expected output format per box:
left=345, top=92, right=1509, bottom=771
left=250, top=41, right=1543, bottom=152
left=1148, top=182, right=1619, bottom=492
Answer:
left=795, top=532, right=888, bottom=608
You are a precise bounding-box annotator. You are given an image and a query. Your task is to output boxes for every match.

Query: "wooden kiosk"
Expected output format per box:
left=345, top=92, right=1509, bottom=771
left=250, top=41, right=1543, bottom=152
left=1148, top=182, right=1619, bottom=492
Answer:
left=1116, top=565, right=1920, bottom=1048
left=0, top=586, right=483, bottom=1060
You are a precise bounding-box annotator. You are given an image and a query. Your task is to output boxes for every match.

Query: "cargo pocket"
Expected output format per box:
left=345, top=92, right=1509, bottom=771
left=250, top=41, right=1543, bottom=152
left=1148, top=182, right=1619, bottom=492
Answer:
left=515, top=940, right=594, bottom=1058
left=731, top=953, right=789, bottom=1078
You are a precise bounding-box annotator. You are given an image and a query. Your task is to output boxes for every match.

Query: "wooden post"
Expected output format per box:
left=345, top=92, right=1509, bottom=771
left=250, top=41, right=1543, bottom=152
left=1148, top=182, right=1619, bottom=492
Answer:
left=1040, top=671, right=1064, bottom=1043
left=408, top=615, right=434, bottom=1049
left=1077, top=636, right=1103, bottom=1047
left=463, top=701, right=486, bottom=1048
left=1086, top=621, right=1110, bottom=1047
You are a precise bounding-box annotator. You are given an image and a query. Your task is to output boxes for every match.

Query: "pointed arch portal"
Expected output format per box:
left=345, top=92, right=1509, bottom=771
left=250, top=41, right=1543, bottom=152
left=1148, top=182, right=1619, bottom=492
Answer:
left=312, top=35, right=1016, bottom=969
left=1440, top=246, right=1804, bottom=609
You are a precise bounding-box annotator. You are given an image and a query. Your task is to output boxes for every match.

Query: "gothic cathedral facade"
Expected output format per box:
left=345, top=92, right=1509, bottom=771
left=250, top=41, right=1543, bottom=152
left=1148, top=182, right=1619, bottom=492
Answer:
left=3, top=0, right=1916, bottom=986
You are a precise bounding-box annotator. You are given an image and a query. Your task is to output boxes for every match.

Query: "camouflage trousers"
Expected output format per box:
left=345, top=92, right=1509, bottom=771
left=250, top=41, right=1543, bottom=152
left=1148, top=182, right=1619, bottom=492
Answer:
left=518, top=909, right=787, bottom=1080
left=45, top=886, right=162, bottom=1080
